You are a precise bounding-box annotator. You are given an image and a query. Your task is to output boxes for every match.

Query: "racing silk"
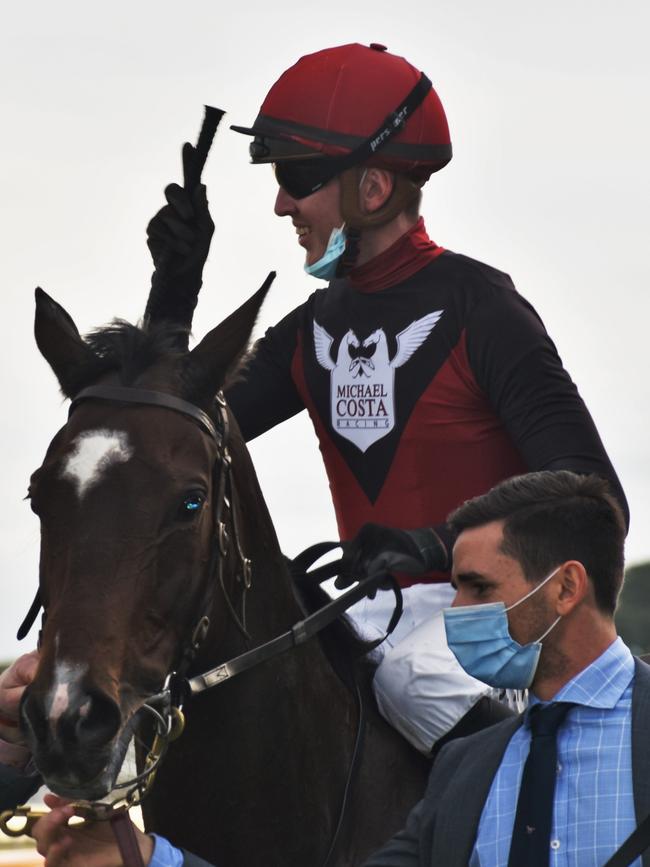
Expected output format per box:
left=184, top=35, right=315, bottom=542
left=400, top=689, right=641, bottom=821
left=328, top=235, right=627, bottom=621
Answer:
left=227, top=219, right=627, bottom=585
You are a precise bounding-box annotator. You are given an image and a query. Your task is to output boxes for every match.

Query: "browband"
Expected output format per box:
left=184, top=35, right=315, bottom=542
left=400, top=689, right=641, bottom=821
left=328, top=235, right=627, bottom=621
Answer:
left=69, top=385, right=221, bottom=444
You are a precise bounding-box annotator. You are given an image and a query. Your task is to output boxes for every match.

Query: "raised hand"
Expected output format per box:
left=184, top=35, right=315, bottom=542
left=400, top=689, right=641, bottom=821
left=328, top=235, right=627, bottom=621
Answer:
left=145, top=142, right=215, bottom=333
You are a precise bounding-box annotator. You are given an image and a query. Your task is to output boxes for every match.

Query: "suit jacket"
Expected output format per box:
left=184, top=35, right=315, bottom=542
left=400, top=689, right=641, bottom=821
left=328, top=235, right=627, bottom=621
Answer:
left=364, top=658, right=650, bottom=867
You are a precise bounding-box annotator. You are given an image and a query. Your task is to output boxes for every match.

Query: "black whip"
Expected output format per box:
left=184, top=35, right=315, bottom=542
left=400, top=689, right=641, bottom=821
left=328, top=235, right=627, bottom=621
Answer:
left=185, top=105, right=225, bottom=190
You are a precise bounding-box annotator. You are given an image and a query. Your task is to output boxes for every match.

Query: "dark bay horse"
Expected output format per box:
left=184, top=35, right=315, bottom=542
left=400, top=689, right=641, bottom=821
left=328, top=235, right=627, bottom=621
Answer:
left=21, top=282, right=427, bottom=865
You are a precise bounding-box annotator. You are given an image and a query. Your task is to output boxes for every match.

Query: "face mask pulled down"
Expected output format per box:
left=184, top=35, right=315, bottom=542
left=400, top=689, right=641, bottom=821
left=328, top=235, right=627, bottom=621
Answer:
left=304, top=225, right=347, bottom=280
left=303, top=170, right=372, bottom=280
left=443, top=567, right=562, bottom=689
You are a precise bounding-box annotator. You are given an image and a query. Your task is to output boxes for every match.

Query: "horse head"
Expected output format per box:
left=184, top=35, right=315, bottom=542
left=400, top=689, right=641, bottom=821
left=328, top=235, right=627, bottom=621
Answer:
left=21, top=277, right=273, bottom=800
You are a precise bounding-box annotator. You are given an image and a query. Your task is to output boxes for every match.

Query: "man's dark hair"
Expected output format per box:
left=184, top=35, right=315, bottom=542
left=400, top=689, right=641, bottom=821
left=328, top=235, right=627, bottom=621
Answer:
left=448, top=471, right=626, bottom=615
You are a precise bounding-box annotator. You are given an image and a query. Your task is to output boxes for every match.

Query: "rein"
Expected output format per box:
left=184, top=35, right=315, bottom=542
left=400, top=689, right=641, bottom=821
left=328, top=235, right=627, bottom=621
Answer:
left=11, top=385, right=403, bottom=867
left=186, top=573, right=401, bottom=695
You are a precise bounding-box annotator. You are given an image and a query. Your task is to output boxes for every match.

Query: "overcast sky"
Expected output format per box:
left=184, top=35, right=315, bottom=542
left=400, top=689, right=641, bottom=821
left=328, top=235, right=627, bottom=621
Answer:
left=1, top=0, right=648, bottom=660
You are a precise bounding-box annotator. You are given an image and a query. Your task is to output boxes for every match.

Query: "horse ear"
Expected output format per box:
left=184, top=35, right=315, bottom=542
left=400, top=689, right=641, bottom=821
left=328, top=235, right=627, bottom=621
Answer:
left=187, top=272, right=275, bottom=403
left=34, top=288, right=95, bottom=397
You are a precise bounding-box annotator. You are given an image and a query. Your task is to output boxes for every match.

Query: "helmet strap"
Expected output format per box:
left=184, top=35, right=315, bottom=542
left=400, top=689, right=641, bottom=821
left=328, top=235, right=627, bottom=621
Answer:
left=335, top=168, right=422, bottom=276
left=335, top=226, right=361, bottom=278
left=339, top=167, right=422, bottom=229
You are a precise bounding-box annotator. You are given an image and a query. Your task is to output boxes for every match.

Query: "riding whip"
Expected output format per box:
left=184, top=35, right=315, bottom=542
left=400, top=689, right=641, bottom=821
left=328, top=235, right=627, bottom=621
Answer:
left=184, top=105, right=225, bottom=191
left=143, top=104, right=225, bottom=331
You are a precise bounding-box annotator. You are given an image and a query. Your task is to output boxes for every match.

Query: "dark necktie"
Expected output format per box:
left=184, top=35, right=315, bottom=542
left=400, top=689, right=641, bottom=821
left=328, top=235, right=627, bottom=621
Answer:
left=507, top=701, right=574, bottom=867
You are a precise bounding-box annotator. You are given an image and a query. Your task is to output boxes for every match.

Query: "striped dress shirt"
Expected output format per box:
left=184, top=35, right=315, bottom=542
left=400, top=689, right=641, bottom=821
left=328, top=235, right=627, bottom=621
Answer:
left=471, top=637, right=639, bottom=866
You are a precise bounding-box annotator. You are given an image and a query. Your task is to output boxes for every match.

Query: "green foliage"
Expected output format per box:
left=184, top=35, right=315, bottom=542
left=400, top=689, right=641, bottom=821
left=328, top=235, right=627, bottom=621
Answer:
left=616, top=562, right=650, bottom=656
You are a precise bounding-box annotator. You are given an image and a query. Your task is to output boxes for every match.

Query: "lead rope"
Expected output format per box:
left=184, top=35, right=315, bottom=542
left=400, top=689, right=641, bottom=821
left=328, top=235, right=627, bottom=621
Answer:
left=110, top=812, right=145, bottom=867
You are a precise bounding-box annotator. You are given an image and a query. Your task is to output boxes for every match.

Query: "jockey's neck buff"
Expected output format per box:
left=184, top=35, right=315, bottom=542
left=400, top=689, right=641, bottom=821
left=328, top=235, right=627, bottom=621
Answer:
left=443, top=566, right=562, bottom=689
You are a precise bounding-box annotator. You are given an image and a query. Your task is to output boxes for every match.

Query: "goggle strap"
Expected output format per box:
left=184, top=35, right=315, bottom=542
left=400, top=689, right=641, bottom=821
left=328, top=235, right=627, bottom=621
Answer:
left=304, top=73, right=433, bottom=196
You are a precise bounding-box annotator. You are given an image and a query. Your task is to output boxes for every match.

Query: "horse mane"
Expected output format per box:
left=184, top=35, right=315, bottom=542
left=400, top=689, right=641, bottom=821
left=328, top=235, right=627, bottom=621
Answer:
left=294, top=580, right=381, bottom=690
left=62, top=320, right=189, bottom=398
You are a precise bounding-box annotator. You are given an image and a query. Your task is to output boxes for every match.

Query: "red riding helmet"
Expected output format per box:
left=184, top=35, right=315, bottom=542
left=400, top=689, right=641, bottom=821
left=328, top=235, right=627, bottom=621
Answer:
left=231, top=42, right=452, bottom=184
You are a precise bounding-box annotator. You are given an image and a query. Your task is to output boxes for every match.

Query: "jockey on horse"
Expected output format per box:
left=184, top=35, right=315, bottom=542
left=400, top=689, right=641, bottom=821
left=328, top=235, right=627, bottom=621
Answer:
left=144, top=42, right=627, bottom=754
left=0, top=39, right=628, bottom=867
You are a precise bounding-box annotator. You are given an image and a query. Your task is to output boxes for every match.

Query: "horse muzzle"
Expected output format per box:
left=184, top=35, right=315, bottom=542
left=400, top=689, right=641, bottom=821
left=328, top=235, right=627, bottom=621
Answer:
left=21, top=683, right=126, bottom=800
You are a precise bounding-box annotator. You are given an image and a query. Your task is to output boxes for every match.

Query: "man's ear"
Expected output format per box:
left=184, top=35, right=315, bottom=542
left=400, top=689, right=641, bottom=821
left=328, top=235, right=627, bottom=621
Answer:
left=554, top=561, right=590, bottom=615
left=358, top=168, right=395, bottom=214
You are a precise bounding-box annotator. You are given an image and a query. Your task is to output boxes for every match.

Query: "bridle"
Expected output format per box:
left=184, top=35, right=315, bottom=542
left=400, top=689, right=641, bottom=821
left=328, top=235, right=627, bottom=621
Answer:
left=70, top=384, right=253, bottom=639
left=7, top=383, right=402, bottom=867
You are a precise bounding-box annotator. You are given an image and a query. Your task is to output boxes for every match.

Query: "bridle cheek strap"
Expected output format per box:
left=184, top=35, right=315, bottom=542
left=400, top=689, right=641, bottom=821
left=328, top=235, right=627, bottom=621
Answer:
left=17, top=589, right=43, bottom=641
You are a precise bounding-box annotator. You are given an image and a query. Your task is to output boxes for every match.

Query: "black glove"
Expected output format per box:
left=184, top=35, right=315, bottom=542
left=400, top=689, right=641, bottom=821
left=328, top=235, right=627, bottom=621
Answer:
left=145, top=142, right=215, bottom=330
left=335, top=523, right=449, bottom=591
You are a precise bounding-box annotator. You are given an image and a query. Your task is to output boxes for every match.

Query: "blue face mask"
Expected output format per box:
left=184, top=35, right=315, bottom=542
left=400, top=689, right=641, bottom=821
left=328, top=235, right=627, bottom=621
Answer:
left=443, top=567, right=562, bottom=689
left=304, top=225, right=347, bottom=280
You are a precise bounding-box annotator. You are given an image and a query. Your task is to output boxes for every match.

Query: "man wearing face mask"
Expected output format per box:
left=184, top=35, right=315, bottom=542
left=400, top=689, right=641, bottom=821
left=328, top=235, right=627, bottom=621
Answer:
left=28, top=470, right=645, bottom=867
left=365, top=470, right=650, bottom=867
left=145, top=43, right=628, bottom=756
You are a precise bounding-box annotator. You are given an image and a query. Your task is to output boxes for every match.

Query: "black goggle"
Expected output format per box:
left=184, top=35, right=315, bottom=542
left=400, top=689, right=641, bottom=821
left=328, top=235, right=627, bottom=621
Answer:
left=273, top=159, right=341, bottom=200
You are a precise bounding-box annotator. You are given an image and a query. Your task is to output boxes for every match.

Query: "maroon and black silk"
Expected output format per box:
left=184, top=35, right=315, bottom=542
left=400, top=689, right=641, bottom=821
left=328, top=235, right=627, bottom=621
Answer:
left=227, top=220, right=627, bottom=585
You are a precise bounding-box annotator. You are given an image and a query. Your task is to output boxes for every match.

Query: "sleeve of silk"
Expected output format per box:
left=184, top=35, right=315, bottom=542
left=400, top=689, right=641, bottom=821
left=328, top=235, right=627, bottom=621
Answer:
left=465, top=282, right=628, bottom=527
left=225, top=305, right=305, bottom=442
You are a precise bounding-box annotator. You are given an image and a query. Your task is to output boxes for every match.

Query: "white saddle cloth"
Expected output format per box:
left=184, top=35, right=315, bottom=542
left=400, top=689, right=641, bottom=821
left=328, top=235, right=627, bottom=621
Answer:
left=347, top=584, right=525, bottom=753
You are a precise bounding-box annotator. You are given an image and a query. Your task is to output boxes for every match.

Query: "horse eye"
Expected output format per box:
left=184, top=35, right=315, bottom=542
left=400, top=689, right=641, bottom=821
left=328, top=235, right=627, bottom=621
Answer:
left=180, top=492, right=205, bottom=518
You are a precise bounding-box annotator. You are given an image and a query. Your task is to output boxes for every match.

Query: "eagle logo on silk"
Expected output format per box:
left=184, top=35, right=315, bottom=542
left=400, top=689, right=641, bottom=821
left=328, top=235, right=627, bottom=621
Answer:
left=313, top=310, right=443, bottom=452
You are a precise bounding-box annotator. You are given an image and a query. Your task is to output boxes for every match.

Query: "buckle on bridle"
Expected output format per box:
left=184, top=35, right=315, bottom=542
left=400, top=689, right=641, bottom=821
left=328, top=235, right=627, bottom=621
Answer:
left=218, top=522, right=229, bottom=555
left=191, top=616, right=210, bottom=650
left=240, top=558, right=252, bottom=590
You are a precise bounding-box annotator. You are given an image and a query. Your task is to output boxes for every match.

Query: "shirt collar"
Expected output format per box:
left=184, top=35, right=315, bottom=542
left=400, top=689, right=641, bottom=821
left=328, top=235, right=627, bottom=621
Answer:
left=347, top=218, right=443, bottom=293
left=529, top=637, right=634, bottom=713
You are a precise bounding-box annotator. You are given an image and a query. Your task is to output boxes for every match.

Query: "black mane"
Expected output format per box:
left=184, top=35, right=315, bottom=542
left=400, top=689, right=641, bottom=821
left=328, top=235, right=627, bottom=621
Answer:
left=295, top=579, right=380, bottom=689
left=64, top=320, right=190, bottom=398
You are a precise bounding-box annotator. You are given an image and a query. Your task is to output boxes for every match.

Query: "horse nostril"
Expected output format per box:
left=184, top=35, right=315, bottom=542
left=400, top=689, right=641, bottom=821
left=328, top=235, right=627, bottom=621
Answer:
left=21, top=690, right=48, bottom=744
left=67, top=691, right=121, bottom=749
left=22, top=684, right=122, bottom=756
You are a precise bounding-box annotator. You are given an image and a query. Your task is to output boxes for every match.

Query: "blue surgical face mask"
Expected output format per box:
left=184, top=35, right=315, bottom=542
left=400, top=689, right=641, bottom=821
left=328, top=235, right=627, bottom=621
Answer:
left=443, top=566, right=562, bottom=689
left=304, top=225, right=347, bottom=280
left=303, top=171, right=368, bottom=281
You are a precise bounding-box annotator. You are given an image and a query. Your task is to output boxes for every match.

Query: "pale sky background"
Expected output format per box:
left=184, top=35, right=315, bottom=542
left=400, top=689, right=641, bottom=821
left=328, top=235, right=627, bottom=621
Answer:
left=1, top=1, right=648, bottom=660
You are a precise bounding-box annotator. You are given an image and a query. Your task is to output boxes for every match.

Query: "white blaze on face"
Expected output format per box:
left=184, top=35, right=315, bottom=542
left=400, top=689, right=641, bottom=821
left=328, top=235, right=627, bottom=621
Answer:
left=61, top=429, right=133, bottom=498
left=47, top=660, right=88, bottom=728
